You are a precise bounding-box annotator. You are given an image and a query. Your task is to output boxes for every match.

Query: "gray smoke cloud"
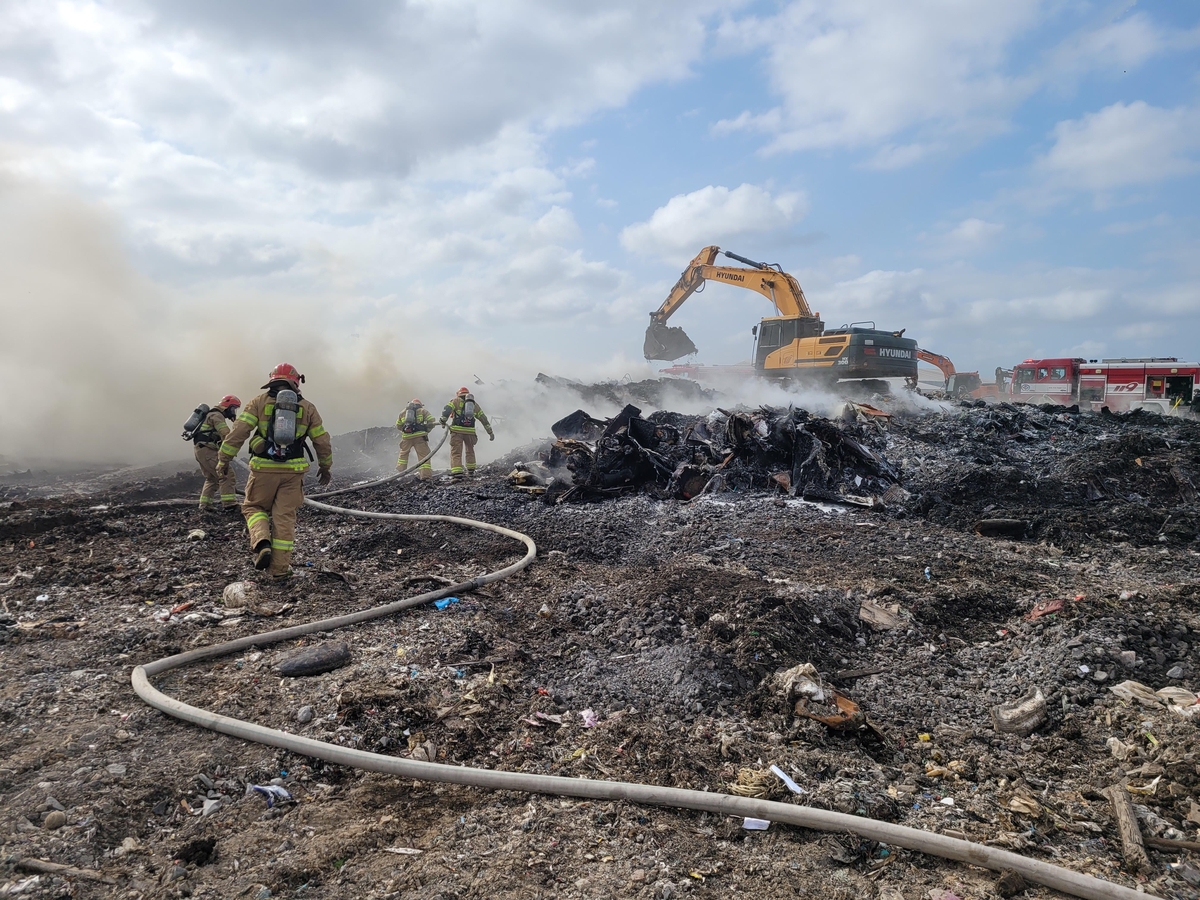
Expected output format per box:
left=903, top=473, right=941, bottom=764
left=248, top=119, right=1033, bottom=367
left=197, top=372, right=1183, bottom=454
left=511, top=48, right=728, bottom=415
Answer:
left=0, top=172, right=658, bottom=471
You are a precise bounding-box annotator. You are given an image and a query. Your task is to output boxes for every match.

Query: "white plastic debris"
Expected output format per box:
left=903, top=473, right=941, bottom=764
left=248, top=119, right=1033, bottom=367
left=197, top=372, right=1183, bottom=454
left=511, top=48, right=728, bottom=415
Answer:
left=776, top=663, right=825, bottom=703
left=742, top=817, right=771, bottom=831
left=770, top=765, right=807, bottom=795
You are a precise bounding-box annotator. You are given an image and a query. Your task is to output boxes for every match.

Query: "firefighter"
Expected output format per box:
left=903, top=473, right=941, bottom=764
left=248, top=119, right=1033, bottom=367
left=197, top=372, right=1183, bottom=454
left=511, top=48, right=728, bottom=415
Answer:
left=215, top=363, right=333, bottom=578
left=396, top=398, right=439, bottom=480
left=440, top=387, right=493, bottom=477
left=193, top=395, right=241, bottom=511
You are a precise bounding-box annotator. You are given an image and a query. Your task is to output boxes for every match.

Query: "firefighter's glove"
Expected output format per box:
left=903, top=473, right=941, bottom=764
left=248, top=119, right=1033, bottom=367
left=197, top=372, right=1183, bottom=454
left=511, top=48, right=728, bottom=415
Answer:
left=215, top=460, right=229, bottom=478
left=487, top=430, right=495, bottom=441
left=439, top=418, right=448, bottom=428
left=318, top=468, right=332, bottom=486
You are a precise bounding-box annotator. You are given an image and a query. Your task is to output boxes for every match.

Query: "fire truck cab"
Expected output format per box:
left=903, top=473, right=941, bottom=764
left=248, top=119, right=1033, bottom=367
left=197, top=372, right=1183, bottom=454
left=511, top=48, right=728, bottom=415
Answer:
left=1009, top=357, right=1198, bottom=414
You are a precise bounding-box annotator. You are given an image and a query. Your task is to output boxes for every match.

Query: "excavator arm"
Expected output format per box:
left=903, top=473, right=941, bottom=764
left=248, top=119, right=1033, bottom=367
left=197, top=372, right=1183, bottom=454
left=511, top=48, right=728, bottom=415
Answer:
left=916, top=349, right=957, bottom=384
left=644, top=246, right=814, bottom=361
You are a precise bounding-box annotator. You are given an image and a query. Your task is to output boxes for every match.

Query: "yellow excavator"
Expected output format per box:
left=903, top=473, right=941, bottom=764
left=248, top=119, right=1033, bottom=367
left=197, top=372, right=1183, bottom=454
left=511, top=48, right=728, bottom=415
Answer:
left=644, top=246, right=918, bottom=382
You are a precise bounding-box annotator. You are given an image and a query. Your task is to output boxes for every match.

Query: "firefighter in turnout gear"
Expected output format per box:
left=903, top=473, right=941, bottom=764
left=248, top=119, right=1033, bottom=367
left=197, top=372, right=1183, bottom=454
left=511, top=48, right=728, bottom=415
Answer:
left=192, top=395, right=241, bottom=511
left=215, top=363, right=333, bottom=578
left=396, top=399, right=439, bottom=480
left=440, top=387, right=493, bottom=477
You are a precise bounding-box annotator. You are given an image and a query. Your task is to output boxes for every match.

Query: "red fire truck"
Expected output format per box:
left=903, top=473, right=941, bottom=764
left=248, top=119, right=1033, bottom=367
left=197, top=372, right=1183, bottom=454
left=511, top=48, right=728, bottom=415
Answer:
left=1008, top=357, right=1199, bottom=413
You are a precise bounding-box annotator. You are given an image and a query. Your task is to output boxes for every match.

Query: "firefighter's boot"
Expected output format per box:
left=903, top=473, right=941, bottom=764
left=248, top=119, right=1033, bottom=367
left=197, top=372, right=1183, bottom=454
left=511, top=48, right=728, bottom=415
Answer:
left=253, top=540, right=273, bottom=571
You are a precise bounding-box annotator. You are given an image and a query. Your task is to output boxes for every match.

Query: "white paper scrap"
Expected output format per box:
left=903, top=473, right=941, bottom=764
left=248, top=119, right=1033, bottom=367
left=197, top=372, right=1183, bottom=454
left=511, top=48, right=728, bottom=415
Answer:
left=742, top=817, right=771, bottom=831
left=770, top=765, right=807, bottom=795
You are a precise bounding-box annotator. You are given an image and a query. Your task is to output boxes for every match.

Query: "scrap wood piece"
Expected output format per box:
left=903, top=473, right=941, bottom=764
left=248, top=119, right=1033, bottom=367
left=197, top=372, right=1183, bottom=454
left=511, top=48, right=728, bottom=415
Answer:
left=834, top=665, right=886, bottom=680
left=14, top=857, right=115, bottom=884
left=859, top=599, right=905, bottom=630
left=1144, top=836, right=1200, bottom=853
left=851, top=402, right=891, bottom=419
left=1102, top=784, right=1151, bottom=873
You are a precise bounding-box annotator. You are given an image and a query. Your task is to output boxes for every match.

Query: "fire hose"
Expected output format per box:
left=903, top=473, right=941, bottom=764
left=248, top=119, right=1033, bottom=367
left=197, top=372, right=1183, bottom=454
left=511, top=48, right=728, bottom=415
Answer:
left=130, top=434, right=1148, bottom=900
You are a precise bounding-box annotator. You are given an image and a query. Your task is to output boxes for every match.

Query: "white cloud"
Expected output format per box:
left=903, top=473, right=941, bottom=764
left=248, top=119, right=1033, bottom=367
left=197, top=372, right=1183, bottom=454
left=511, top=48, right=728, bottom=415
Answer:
left=713, top=0, right=1042, bottom=157
left=932, top=217, right=1004, bottom=256
left=1049, top=11, right=1199, bottom=79
left=712, top=4, right=1199, bottom=168
left=1103, top=214, right=1172, bottom=235
left=0, top=0, right=730, bottom=326
left=1037, top=101, right=1200, bottom=192
left=619, top=184, right=807, bottom=262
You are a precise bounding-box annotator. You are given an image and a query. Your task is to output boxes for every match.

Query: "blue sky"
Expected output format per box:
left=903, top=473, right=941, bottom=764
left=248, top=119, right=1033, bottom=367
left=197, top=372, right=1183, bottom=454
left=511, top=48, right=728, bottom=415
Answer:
left=1, top=0, right=1199, bottom=460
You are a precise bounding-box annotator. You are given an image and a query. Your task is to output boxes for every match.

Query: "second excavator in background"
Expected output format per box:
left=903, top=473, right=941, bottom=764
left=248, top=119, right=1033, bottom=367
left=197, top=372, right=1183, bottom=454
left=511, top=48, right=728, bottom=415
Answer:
left=914, top=349, right=1011, bottom=399
left=644, top=246, right=919, bottom=384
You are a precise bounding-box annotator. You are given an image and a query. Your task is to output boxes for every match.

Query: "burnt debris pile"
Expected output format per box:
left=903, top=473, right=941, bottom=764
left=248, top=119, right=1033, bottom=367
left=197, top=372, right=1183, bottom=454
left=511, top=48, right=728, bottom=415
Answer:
left=888, top=401, right=1200, bottom=545
left=508, top=403, right=902, bottom=504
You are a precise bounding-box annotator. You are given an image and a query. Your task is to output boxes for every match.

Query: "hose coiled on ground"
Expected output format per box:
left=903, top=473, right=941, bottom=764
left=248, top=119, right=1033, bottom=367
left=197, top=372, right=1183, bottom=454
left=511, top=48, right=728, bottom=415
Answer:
left=130, top=435, right=1147, bottom=900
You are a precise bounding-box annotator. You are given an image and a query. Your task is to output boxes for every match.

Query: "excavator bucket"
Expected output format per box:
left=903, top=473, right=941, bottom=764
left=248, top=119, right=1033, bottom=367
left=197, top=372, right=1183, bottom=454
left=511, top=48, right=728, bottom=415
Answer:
left=643, top=322, right=698, bottom=361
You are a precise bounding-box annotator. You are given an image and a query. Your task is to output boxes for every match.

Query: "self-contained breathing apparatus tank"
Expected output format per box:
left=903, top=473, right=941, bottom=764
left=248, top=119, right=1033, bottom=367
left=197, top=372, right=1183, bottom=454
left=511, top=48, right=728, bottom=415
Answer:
left=271, top=390, right=299, bottom=452
left=463, top=395, right=476, bottom=426
left=182, top=404, right=211, bottom=441
left=404, top=404, right=419, bottom=430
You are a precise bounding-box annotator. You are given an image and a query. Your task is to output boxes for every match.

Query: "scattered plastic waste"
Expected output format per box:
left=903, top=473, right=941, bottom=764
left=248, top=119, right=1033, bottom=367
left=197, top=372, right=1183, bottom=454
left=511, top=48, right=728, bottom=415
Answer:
left=580, top=708, right=599, bottom=728
left=434, top=597, right=460, bottom=610
left=769, top=764, right=807, bottom=795
left=742, top=817, right=770, bottom=830
left=246, top=784, right=294, bottom=807
left=776, top=662, right=825, bottom=704
left=990, top=687, right=1047, bottom=736
left=1028, top=598, right=1065, bottom=620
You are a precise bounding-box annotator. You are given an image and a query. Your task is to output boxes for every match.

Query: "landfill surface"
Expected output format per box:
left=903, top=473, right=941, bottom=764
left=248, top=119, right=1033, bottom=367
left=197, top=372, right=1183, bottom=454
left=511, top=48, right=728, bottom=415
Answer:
left=2, top=394, right=1200, bottom=900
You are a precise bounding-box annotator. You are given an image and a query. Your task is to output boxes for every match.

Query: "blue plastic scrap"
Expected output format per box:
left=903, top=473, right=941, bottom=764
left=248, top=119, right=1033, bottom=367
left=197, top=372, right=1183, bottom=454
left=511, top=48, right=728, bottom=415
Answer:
left=247, top=784, right=294, bottom=807
left=434, top=597, right=460, bottom=610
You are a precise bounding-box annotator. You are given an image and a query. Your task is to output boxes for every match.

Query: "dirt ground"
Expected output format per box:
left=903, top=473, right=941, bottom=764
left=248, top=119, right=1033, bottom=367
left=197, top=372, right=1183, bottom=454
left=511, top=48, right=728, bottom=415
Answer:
left=2, top=398, right=1199, bottom=900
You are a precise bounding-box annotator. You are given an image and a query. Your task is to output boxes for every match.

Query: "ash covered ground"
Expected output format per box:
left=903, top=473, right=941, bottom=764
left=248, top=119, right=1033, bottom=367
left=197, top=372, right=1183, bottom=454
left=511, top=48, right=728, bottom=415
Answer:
left=2, top=391, right=1200, bottom=900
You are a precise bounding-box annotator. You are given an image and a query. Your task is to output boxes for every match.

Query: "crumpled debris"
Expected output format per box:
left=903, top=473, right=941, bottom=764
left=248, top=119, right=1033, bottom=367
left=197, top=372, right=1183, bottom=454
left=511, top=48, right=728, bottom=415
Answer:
left=991, top=687, right=1047, bottom=736
left=1109, top=680, right=1200, bottom=714
left=1027, top=598, right=1066, bottom=620
left=246, top=784, right=293, bottom=808
left=859, top=599, right=906, bottom=630
left=513, top=403, right=903, bottom=504
left=776, top=662, right=825, bottom=703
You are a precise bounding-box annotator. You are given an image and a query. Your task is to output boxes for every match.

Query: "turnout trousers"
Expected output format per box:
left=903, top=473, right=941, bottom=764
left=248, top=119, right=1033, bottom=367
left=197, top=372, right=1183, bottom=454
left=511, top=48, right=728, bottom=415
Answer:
left=242, top=468, right=304, bottom=576
left=397, top=435, right=433, bottom=479
left=195, top=444, right=237, bottom=508
left=449, top=431, right=478, bottom=475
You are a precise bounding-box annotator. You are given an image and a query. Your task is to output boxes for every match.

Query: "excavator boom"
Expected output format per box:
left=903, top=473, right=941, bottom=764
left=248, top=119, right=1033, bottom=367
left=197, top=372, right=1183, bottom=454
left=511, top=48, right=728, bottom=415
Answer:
left=644, top=246, right=813, bottom=361
left=916, top=349, right=957, bottom=381
left=642, top=244, right=918, bottom=382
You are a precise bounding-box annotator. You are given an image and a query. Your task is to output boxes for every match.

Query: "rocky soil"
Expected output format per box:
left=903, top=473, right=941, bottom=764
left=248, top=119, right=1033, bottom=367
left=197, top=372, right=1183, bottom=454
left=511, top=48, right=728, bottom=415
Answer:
left=1, top=400, right=1199, bottom=900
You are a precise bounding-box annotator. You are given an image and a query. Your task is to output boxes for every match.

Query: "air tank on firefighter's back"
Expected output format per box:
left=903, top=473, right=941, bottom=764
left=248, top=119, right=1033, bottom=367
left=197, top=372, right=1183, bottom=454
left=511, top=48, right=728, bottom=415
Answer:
left=272, top=390, right=299, bottom=448
left=181, top=404, right=211, bottom=438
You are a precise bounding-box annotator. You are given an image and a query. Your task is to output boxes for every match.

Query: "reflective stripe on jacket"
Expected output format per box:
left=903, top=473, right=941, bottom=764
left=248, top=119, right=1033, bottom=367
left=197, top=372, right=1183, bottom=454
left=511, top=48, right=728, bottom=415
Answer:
left=219, top=391, right=333, bottom=472
left=441, top=397, right=491, bottom=434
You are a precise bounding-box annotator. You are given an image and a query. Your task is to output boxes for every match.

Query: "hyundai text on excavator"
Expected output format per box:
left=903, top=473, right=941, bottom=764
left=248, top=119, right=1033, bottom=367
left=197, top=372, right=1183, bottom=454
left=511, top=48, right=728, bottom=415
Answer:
left=643, top=246, right=918, bottom=384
